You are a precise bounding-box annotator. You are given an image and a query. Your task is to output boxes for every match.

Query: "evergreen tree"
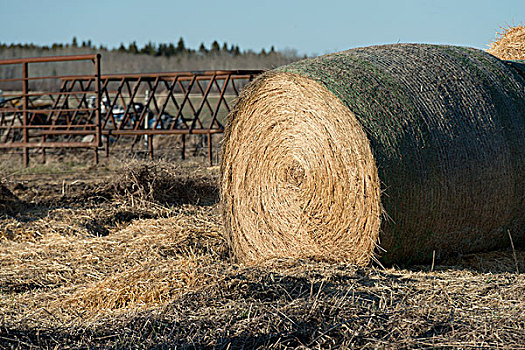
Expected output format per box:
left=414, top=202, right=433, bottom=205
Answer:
left=233, top=45, right=241, bottom=56
left=128, top=41, right=139, bottom=54
left=167, top=43, right=176, bottom=56
left=157, top=43, right=166, bottom=56
left=51, top=43, right=63, bottom=51
left=141, top=41, right=156, bottom=55
left=211, top=40, right=220, bottom=53
left=176, top=37, right=186, bottom=54
left=118, top=43, right=126, bottom=52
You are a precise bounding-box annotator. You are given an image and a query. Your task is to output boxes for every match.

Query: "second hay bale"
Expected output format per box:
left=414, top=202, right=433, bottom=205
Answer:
left=487, top=25, right=525, bottom=60
left=221, top=44, right=525, bottom=265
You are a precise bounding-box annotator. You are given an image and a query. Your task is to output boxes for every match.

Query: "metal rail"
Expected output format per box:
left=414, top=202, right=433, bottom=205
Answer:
left=0, top=54, right=102, bottom=165
left=0, top=54, right=262, bottom=165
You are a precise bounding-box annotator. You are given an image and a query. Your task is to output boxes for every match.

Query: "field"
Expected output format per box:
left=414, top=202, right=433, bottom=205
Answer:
left=0, top=153, right=523, bottom=349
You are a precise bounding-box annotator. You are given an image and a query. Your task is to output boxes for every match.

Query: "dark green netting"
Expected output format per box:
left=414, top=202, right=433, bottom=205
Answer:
left=278, top=44, right=525, bottom=263
left=507, top=60, right=525, bottom=79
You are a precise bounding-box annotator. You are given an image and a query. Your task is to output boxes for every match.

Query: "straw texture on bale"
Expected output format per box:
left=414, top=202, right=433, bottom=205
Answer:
left=487, top=25, right=525, bottom=60
left=221, top=44, right=525, bottom=265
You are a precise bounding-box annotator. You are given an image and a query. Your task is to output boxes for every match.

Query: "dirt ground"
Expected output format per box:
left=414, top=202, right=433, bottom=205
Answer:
left=0, top=154, right=524, bottom=349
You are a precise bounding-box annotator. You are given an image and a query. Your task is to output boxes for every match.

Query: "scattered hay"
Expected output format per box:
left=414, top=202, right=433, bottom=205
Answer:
left=65, top=259, right=204, bottom=311
left=443, top=249, right=525, bottom=274
left=0, top=183, right=14, bottom=202
left=59, top=210, right=225, bottom=316
left=0, top=160, right=225, bottom=314
left=0, top=181, right=21, bottom=216
left=0, top=160, right=219, bottom=242
left=488, top=25, right=525, bottom=60
left=2, top=256, right=524, bottom=348
left=221, top=44, right=525, bottom=265
left=0, top=206, right=225, bottom=324
left=110, top=160, right=219, bottom=207
left=0, top=161, right=524, bottom=348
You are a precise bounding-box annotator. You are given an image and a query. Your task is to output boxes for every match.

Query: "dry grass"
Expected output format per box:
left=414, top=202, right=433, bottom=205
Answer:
left=0, top=159, right=524, bottom=349
left=0, top=182, right=19, bottom=217
left=488, top=25, right=525, bottom=60
left=0, top=208, right=225, bottom=323
left=111, top=160, right=219, bottom=207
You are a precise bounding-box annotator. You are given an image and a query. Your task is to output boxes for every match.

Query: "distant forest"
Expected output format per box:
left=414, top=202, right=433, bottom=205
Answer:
left=0, top=36, right=294, bottom=58
left=0, top=37, right=302, bottom=90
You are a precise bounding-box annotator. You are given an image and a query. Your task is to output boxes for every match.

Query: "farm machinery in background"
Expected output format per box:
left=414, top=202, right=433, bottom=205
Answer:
left=1, top=89, right=182, bottom=154
left=88, top=95, right=184, bottom=149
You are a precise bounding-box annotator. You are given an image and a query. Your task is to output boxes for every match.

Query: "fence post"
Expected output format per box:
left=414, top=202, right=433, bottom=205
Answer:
left=94, top=54, right=101, bottom=164
left=181, top=134, right=186, bottom=160
left=22, top=62, right=29, bottom=167
left=208, top=132, right=213, bottom=166
left=41, top=135, right=46, bottom=163
left=105, top=133, right=110, bottom=157
left=144, top=90, right=154, bottom=159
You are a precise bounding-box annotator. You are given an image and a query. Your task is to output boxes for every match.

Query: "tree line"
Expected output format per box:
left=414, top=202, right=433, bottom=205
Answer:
left=0, top=37, right=281, bottom=58
left=0, top=38, right=300, bottom=91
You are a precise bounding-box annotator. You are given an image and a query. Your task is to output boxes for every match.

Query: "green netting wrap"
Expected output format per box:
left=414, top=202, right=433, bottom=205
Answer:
left=507, top=60, right=525, bottom=78
left=221, top=44, right=525, bottom=265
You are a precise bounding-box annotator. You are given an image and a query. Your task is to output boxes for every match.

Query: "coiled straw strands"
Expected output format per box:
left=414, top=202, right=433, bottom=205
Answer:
left=488, top=25, right=525, bottom=60
left=221, top=44, right=525, bottom=265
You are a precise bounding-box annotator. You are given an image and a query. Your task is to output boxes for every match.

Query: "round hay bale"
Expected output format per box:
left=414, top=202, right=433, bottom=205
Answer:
left=221, top=44, right=525, bottom=265
left=487, top=25, right=525, bottom=60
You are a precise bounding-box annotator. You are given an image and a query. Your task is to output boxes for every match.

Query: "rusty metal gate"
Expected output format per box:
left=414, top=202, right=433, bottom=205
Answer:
left=0, top=54, right=102, bottom=166
left=0, top=54, right=261, bottom=165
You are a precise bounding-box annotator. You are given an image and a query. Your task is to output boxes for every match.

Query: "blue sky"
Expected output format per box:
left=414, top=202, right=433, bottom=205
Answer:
left=0, top=0, right=522, bottom=55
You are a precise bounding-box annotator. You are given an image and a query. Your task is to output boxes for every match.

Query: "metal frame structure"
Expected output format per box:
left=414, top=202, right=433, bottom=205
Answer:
left=0, top=54, right=101, bottom=166
left=0, top=54, right=262, bottom=165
